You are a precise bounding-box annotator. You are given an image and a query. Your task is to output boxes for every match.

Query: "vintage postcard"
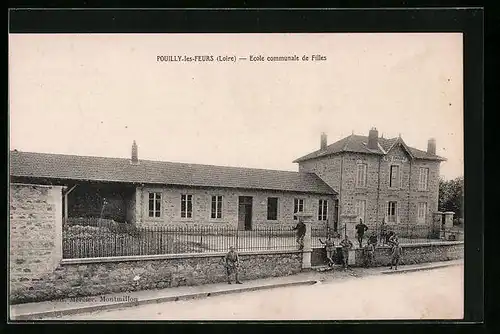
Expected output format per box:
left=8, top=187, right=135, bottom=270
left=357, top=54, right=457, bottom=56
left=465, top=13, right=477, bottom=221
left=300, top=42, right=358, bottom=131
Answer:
left=9, top=29, right=466, bottom=321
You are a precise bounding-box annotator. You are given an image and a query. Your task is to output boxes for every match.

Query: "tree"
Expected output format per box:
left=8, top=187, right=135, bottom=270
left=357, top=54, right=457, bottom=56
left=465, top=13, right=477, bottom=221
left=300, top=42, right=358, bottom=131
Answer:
left=438, top=176, right=464, bottom=224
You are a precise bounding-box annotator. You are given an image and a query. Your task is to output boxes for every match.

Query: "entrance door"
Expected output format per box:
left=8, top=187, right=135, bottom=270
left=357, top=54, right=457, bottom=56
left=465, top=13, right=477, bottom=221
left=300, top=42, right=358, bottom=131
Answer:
left=238, top=196, right=253, bottom=231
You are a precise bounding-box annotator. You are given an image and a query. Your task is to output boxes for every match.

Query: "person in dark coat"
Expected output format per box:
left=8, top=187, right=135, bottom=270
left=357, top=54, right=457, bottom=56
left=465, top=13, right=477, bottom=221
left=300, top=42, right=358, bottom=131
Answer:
left=292, top=218, right=306, bottom=250
left=224, top=246, right=242, bottom=284
left=355, top=219, right=368, bottom=248
left=339, top=235, right=353, bottom=269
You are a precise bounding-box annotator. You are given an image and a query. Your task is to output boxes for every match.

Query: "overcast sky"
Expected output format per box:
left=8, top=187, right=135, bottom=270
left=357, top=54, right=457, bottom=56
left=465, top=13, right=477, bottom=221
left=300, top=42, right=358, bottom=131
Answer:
left=9, top=33, right=463, bottom=180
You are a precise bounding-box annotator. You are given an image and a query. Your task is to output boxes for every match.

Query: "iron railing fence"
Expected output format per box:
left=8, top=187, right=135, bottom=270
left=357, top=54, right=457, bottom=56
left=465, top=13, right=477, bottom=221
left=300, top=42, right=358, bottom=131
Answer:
left=311, top=225, right=340, bottom=248
left=62, top=218, right=463, bottom=259
left=373, top=224, right=462, bottom=245
left=63, top=223, right=302, bottom=259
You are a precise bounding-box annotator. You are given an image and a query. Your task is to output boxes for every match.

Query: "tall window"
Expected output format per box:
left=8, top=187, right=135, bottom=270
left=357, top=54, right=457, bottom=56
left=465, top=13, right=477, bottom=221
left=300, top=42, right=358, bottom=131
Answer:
left=389, top=165, right=400, bottom=188
left=293, top=198, right=304, bottom=220
left=148, top=192, right=162, bottom=218
left=417, top=202, right=428, bottom=224
left=267, top=197, right=279, bottom=220
left=387, top=201, right=398, bottom=223
left=356, top=163, right=367, bottom=187
left=211, top=195, right=223, bottom=219
left=318, top=199, right=328, bottom=221
left=355, top=200, right=366, bottom=222
left=181, top=194, right=193, bottom=218
left=418, top=167, right=429, bottom=191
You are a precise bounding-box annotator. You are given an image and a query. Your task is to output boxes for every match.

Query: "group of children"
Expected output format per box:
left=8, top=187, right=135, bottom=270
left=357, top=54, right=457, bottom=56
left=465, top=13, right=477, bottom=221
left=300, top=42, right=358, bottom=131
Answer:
left=318, top=230, right=402, bottom=270
left=224, top=222, right=404, bottom=284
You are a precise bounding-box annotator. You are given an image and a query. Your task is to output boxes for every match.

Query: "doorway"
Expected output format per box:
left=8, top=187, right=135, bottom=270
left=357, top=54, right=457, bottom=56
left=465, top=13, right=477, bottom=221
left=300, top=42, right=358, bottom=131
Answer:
left=238, top=196, right=253, bottom=231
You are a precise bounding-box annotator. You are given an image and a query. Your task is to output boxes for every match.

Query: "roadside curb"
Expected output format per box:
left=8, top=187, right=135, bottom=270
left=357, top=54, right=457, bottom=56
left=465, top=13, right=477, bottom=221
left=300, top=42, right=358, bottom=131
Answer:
left=11, top=279, right=318, bottom=320
left=380, top=261, right=463, bottom=275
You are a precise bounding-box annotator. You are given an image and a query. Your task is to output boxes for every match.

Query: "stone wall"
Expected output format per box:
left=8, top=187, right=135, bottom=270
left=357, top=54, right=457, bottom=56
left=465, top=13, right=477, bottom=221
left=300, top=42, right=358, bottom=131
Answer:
left=10, top=184, right=63, bottom=299
left=9, top=251, right=302, bottom=304
left=311, top=247, right=343, bottom=266
left=312, top=242, right=464, bottom=267
left=135, top=186, right=335, bottom=229
left=357, top=242, right=464, bottom=267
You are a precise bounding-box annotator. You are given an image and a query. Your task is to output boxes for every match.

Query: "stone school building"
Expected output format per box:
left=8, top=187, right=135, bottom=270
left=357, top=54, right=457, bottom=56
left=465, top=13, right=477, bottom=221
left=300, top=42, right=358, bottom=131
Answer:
left=9, top=128, right=445, bottom=231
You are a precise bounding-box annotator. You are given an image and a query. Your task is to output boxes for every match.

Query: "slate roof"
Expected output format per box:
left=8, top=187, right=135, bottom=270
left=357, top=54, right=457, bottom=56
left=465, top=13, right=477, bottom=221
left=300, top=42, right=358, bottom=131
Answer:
left=293, top=134, right=447, bottom=163
left=9, top=151, right=337, bottom=195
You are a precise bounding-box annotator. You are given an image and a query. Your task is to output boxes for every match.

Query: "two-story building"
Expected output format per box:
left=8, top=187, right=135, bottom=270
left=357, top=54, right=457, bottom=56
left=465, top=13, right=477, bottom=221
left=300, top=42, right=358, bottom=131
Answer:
left=294, top=128, right=446, bottom=231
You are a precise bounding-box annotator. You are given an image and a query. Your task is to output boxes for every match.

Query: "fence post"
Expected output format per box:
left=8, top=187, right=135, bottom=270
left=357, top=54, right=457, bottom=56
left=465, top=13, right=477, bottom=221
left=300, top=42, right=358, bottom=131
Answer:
left=200, top=227, right=203, bottom=248
left=236, top=227, right=239, bottom=250
left=267, top=227, right=272, bottom=250
left=302, top=221, right=312, bottom=269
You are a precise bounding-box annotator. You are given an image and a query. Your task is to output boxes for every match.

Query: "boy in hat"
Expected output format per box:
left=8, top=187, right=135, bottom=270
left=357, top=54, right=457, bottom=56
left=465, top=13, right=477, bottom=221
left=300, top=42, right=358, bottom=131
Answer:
left=339, top=235, right=353, bottom=269
left=319, top=234, right=336, bottom=267
left=224, top=246, right=242, bottom=284
left=364, top=240, right=376, bottom=267
left=292, top=217, right=306, bottom=250
left=389, top=236, right=401, bottom=270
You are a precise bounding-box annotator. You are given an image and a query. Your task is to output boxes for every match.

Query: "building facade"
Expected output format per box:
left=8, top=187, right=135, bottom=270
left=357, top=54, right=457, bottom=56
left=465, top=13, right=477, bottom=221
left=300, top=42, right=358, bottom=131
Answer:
left=134, top=186, right=335, bottom=229
left=9, top=128, right=444, bottom=231
left=294, top=128, right=445, bottom=230
left=9, top=146, right=337, bottom=230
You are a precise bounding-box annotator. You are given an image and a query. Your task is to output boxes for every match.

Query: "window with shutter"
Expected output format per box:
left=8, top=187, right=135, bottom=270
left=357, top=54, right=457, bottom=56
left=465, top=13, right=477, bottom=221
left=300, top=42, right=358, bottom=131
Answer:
left=387, top=201, right=397, bottom=223
left=211, top=195, right=223, bottom=219
left=356, top=163, right=367, bottom=187
left=318, top=199, right=328, bottom=221
left=181, top=194, right=193, bottom=218
left=389, top=165, right=400, bottom=188
left=294, top=198, right=305, bottom=220
left=418, top=168, right=429, bottom=190
left=417, top=202, right=427, bottom=224
left=148, top=192, right=162, bottom=217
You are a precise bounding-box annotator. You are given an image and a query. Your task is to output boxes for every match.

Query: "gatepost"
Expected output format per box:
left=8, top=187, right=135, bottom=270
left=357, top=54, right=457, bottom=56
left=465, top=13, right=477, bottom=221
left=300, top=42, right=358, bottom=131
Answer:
left=443, top=212, right=455, bottom=229
left=340, top=213, right=358, bottom=265
left=296, top=213, right=313, bottom=269
left=433, top=211, right=444, bottom=239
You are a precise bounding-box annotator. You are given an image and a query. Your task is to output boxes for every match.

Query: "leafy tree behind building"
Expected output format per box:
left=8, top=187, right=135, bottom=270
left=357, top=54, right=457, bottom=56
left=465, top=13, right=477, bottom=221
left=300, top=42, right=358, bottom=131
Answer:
left=438, top=176, right=464, bottom=225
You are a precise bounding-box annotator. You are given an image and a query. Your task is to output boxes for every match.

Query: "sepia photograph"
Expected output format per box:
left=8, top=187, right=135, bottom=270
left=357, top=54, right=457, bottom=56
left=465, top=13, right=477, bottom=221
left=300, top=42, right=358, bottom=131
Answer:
left=9, top=28, right=467, bottom=321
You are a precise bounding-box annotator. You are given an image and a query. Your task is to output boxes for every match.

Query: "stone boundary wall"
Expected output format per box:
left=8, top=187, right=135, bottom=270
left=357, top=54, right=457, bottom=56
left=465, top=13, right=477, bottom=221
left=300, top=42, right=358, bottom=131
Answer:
left=10, top=250, right=302, bottom=305
left=311, top=242, right=464, bottom=267
left=9, top=183, right=63, bottom=303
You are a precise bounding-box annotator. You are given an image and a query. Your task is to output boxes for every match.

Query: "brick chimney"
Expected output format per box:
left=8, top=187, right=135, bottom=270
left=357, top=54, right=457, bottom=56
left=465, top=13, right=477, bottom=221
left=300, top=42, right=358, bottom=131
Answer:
left=320, top=132, right=327, bottom=150
left=131, top=140, right=138, bottom=164
left=427, top=138, right=436, bottom=155
left=367, top=127, right=379, bottom=150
